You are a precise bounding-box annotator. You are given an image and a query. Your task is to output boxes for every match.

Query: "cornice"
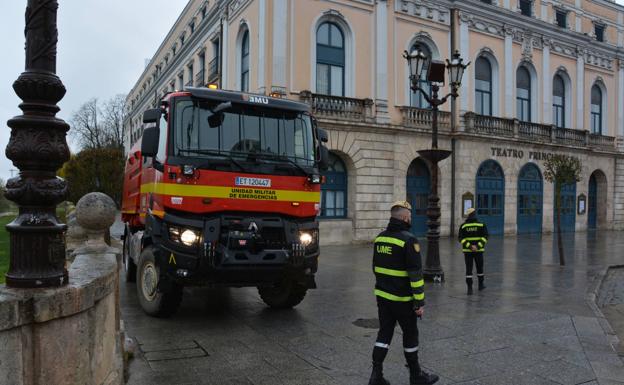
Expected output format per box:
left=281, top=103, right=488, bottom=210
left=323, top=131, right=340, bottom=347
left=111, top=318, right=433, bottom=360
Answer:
left=396, top=0, right=452, bottom=25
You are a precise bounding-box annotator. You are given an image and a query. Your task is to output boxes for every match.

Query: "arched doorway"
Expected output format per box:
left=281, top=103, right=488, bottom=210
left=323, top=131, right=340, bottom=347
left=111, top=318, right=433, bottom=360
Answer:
left=555, top=182, right=576, bottom=232
left=588, top=170, right=607, bottom=230
left=406, top=159, right=430, bottom=236
left=517, top=163, right=543, bottom=234
left=476, top=160, right=505, bottom=235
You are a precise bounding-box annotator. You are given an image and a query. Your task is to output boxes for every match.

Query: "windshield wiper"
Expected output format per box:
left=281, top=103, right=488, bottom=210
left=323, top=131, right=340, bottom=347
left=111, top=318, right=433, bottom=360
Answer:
left=177, top=148, right=247, bottom=172
left=249, top=152, right=310, bottom=176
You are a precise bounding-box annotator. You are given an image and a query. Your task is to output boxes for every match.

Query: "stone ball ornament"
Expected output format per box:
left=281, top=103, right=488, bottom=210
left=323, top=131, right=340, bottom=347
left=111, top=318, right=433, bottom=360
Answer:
left=72, top=192, right=118, bottom=256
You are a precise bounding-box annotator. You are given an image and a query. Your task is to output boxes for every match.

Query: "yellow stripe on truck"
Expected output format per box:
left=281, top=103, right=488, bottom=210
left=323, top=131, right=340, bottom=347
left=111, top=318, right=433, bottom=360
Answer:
left=140, top=183, right=320, bottom=203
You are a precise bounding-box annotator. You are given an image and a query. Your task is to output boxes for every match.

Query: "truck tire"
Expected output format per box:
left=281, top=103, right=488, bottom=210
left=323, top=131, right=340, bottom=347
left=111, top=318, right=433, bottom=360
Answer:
left=136, top=246, right=183, bottom=317
left=258, top=279, right=308, bottom=309
left=122, top=230, right=136, bottom=283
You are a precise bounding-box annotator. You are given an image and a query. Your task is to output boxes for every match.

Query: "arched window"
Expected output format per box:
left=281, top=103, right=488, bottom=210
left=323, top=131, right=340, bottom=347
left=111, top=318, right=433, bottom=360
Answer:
left=321, top=152, right=347, bottom=218
left=591, top=84, right=603, bottom=134
left=316, top=22, right=345, bottom=96
left=475, top=57, right=492, bottom=116
left=240, top=30, right=250, bottom=92
left=410, top=44, right=432, bottom=109
left=553, top=74, right=565, bottom=128
left=516, top=66, right=531, bottom=121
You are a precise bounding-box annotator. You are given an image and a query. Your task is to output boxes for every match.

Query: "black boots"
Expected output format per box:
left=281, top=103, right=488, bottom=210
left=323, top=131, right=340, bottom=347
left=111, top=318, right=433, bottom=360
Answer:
left=408, top=360, right=439, bottom=385
left=478, top=276, right=486, bottom=291
left=368, top=362, right=390, bottom=385
left=466, top=277, right=473, bottom=295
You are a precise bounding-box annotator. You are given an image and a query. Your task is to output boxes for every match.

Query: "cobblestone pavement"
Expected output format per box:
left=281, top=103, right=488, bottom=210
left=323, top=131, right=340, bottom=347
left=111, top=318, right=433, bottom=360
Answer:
left=122, top=231, right=624, bottom=385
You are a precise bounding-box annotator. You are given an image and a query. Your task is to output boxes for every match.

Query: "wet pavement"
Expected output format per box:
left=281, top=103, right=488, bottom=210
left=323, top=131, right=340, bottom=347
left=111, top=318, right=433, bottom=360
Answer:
left=122, top=231, right=624, bottom=385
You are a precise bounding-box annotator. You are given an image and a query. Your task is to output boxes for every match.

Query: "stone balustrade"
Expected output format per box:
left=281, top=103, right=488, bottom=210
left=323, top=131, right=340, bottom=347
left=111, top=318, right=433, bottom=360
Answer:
left=399, top=106, right=451, bottom=132
left=463, top=112, right=616, bottom=151
left=299, top=90, right=374, bottom=122
left=0, top=192, right=124, bottom=385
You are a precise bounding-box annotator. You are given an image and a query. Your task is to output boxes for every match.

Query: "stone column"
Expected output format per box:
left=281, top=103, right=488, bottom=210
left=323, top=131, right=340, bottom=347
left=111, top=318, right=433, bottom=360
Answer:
left=459, top=12, right=470, bottom=113
left=576, top=48, right=585, bottom=130
left=257, top=0, right=266, bottom=93
left=375, top=0, right=390, bottom=123
left=221, top=14, right=229, bottom=89
left=542, top=39, right=552, bottom=125
left=618, top=61, right=624, bottom=137
left=504, top=27, right=514, bottom=118
left=272, top=0, right=288, bottom=89
left=5, top=0, right=71, bottom=288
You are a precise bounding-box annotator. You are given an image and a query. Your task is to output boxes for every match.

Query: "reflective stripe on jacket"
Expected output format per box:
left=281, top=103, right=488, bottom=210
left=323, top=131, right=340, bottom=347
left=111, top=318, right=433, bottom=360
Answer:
left=373, top=219, right=425, bottom=308
left=458, top=219, right=489, bottom=252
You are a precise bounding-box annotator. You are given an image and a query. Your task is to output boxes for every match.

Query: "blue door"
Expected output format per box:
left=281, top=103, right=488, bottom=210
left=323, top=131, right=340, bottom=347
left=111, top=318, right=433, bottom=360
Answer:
left=588, top=174, right=597, bottom=230
left=476, top=160, right=505, bottom=235
left=407, top=159, right=431, bottom=236
left=554, top=182, right=576, bottom=232
left=517, top=164, right=543, bottom=234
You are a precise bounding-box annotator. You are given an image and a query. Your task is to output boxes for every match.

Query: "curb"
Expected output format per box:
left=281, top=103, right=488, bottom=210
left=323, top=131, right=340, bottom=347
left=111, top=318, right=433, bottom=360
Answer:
left=586, top=264, right=624, bottom=352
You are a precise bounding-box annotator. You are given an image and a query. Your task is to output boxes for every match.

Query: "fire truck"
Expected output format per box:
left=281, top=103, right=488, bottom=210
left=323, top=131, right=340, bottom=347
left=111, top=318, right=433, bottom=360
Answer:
left=121, top=87, right=328, bottom=317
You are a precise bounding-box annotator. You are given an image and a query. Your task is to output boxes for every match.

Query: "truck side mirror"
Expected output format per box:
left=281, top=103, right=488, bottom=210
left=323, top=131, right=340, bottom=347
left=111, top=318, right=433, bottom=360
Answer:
left=317, top=128, right=328, bottom=143
left=318, top=145, right=329, bottom=171
left=141, top=126, right=159, bottom=158
left=143, top=108, right=161, bottom=124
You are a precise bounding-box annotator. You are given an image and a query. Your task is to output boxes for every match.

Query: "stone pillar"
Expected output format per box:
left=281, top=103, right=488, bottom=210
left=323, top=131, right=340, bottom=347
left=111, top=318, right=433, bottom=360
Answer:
left=618, top=61, right=624, bottom=137
left=542, top=40, right=552, bottom=125
left=576, top=49, right=585, bottom=130
left=375, top=0, right=390, bottom=123
left=257, top=0, right=266, bottom=93
left=4, top=0, right=71, bottom=288
left=221, top=15, right=229, bottom=89
left=272, top=0, right=288, bottom=89
left=459, top=12, right=470, bottom=113
left=504, top=27, right=514, bottom=118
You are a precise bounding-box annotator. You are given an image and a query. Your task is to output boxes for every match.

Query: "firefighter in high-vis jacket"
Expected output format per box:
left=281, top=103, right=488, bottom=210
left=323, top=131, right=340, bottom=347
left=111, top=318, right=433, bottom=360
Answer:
left=458, top=208, right=489, bottom=295
left=368, top=201, right=439, bottom=385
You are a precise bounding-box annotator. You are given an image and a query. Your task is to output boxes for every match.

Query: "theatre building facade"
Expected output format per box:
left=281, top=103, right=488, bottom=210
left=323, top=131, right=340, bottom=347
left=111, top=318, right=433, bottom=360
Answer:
left=124, top=0, right=624, bottom=244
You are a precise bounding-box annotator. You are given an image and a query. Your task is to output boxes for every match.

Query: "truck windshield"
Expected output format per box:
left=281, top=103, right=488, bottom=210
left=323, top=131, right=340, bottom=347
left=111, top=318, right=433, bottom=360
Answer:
left=173, top=99, right=315, bottom=167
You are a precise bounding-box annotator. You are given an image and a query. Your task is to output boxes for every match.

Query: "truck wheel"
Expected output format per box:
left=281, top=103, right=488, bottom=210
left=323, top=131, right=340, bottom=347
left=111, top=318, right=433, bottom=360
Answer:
left=258, top=279, right=308, bottom=309
left=136, top=246, right=183, bottom=317
left=122, top=231, right=136, bottom=282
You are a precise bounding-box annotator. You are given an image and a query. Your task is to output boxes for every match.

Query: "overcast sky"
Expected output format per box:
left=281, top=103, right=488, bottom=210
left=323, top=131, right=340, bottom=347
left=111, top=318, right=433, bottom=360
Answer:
left=0, top=1, right=187, bottom=183
left=1, top=1, right=624, bottom=184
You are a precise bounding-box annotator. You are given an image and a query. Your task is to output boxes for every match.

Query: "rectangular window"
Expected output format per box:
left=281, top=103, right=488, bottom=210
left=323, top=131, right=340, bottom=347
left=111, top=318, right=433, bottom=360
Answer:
left=316, top=64, right=329, bottom=95
left=330, top=66, right=343, bottom=96
left=556, top=10, right=567, bottom=28
left=519, top=0, right=532, bottom=17
left=595, top=24, right=605, bottom=42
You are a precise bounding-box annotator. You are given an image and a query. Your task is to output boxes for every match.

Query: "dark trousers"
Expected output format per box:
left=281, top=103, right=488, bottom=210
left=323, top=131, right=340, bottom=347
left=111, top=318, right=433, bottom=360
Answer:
left=372, top=298, right=419, bottom=364
left=464, top=252, right=484, bottom=286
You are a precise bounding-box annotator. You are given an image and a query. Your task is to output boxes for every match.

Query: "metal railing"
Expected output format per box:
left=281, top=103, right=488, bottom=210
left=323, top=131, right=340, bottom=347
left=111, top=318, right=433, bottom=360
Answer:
left=207, top=57, right=219, bottom=82
left=299, top=90, right=374, bottom=122
left=462, top=113, right=616, bottom=150
left=399, top=106, right=451, bottom=132
left=195, top=69, right=205, bottom=87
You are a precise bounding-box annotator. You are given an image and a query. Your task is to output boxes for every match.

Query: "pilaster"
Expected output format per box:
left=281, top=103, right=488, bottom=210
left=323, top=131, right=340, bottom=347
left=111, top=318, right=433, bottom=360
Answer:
left=375, top=0, right=390, bottom=123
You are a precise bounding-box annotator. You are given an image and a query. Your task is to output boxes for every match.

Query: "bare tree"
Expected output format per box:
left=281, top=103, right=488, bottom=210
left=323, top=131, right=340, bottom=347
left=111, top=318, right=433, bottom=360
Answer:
left=544, top=154, right=582, bottom=266
left=70, top=94, right=127, bottom=150
left=102, top=94, right=127, bottom=149
left=70, top=98, right=104, bottom=149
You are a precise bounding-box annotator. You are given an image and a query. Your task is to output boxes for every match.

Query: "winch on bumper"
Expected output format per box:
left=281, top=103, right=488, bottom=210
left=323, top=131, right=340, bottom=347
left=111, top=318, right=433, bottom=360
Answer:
left=145, top=212, right=319, bottom=287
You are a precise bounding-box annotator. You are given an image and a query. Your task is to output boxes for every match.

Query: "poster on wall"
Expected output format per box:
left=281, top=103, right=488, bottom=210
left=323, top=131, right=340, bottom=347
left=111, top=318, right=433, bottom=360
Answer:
left=578, top=194, right=586, bottom=215
left=462, top=192, right=474, bottom=217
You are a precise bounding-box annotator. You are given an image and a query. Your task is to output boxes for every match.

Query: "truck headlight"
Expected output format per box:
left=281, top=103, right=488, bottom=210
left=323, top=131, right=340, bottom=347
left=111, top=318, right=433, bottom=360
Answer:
left=168, top=226, right=201, bottom=246
left=299, top=232, right=313, bottom=246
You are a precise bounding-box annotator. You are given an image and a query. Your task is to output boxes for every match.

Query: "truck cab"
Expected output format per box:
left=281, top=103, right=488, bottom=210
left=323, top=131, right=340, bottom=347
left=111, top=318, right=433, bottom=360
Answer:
left=122, top=87, right=329, bottom=317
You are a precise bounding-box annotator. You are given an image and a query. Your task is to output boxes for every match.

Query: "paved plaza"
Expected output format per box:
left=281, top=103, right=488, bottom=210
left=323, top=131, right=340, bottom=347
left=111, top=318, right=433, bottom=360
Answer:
left=122, top=231, right=624, bottom=385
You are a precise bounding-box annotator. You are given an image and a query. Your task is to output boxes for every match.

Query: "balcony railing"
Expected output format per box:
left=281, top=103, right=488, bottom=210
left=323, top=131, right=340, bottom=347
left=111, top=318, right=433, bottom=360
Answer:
left=399, top=106, right=451, bottom=132
left=195, top=69, right=205, bottom=87
left=207, top=57, right=219, bottom=82
left=299, top=91, right=373, bottom=122
left=463, top=113, right=616, bottom=150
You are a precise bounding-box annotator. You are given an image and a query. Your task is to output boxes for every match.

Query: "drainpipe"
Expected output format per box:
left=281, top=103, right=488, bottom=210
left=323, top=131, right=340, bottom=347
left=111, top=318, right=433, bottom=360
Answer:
left=450, top=7, right=458, bottom=237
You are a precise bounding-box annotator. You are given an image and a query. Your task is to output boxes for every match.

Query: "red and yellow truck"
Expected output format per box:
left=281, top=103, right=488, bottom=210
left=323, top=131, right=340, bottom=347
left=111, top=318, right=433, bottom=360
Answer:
left=121, top=87, right=328, bottom=317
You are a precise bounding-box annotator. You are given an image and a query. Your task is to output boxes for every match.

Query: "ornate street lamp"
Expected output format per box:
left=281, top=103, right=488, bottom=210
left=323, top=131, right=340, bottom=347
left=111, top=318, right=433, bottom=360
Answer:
left=403, top=49, right=469, bottom=282
left=4, top=0, right=70, bottom=287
